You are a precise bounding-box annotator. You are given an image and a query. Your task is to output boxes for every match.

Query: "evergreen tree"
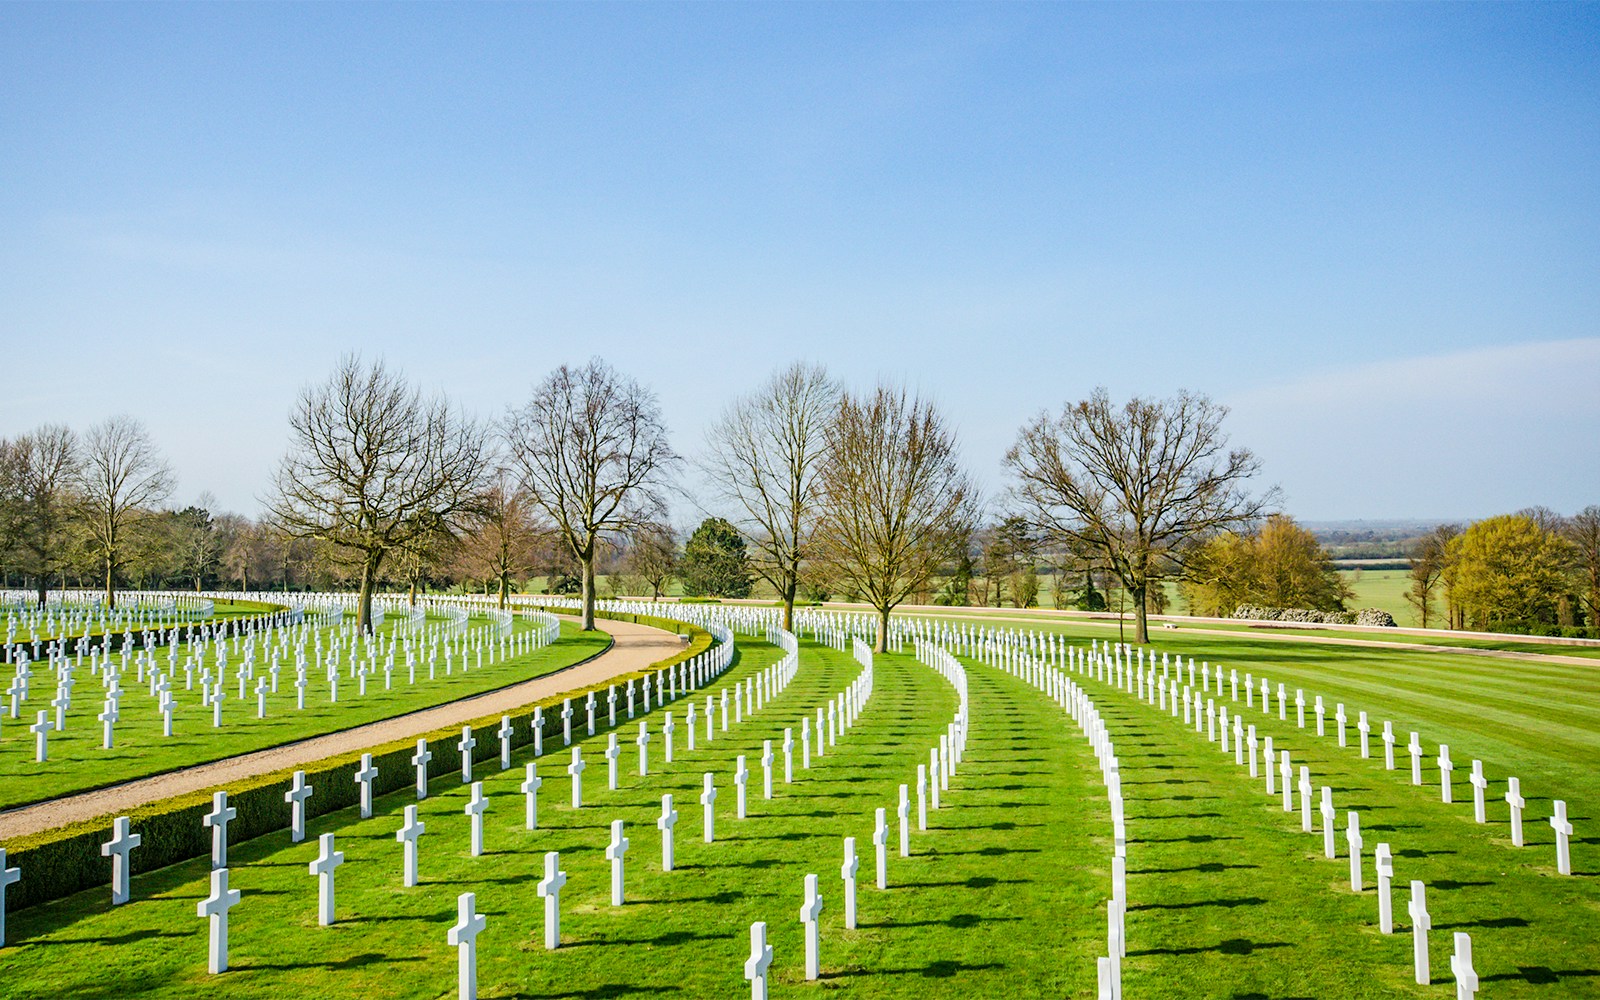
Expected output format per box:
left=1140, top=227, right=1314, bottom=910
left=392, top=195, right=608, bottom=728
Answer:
left=680, top=517, right=753, bottom=598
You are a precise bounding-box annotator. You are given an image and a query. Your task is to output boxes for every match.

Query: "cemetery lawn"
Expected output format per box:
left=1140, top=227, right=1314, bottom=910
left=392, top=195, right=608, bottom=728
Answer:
left=4, top=599, right=282, bottom=645
left=0, top=620, right=610, bottom=811
left=3, top=626, right=1596, bottom=997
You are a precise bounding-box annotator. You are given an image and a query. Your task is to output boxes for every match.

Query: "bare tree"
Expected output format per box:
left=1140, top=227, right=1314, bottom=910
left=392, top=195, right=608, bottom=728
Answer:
left=269, top=356, right=490, bottom=631
left=700, top=362, right=837, bottom=630
left=1005, top=388, right=1277, bottom=644
left=812, top=384, right=979, bottom=652
left=1563, top=506, right=1600, bottom=633
left=503, top=358, right=675, bottom=630
left=624, top=521, right=678, bottom=601
left=76, top=416, right=175, bottom=608
left=1405, top=523, right=1460, bottom=629
left=0, top=424, right=80, bottom=606
left=455, top=469, right=544, bottom=609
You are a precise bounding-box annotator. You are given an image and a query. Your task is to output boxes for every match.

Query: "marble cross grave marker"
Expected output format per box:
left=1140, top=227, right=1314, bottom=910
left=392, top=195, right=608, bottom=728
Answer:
left=309, top=832, right=344, bottom=926
left=196, top=867, right=241, bottom=974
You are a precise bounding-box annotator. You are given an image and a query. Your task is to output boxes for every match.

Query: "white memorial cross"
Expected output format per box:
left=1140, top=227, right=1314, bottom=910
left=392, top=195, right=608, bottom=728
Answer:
left=536, top=851, right=567, bottom=949
left=1320, top=788, right=1337, bottom=859
left=1451, top=932, right=1479, bottom=1000
left=872, top=806, right=889, bottom=889
left=606, top=819, right=630, bottom=905
left=99, top=698, right=118, bottom=749
left=917, top=764, right=929, bottom=830
left=1469, top=761, right=1489, bottom=823
left=1346, top=811, right=1364, bottom=892
left=459, top=726, right=478, bottom=784
left=1357, top=712, right=1371, bottom=758
left=1551, top=800, right=1573, bottom=875
left=1335, top=704, right=1347, bottom=747
left=413, top=739, right=434, bottom=799
left=799, top=873, right=824, bottom=981
left=309, top=832, right=344, bottom=926
left=734, top=756, right=750, bottom=819
left=745, top=921, right=774, bottom=1000
left=397, top=804, right=426, bottom=887
left=355, top=754, right=379, bottom=819
left=701, top=772, right=718, bottom=843
left=1505, top=777, right=1526, bottom=846
left=898, top=784, right=911, bottom=857
left=101, top=816, right=141, bottom=905
left=196, top=867, right=241, bottom=974
left=841, top=836, right=859, bottom=930
left=1438, top=745, right=1454, bottom=803
left=605, top=733, right=621, bottom=791
left=637, top=722, right=650, bottom=775
left=29, top=711, right=52, bottom=763
left=1409, top=881, right=1431, bottom=984
left=1408, top=732, right=1423, bottom=785
left=1382, top=721, right=1396, bottom=770
left=568, top=746, right=586, bottom=809
left=448, top=891, right=488, bottom=1000
left=465, top=782, right=489, bottom=857
left=761, top=740, right=775, bottom=800
left=782, top=728, right=794, bottom=783
left=203, top=791, right=237, bottom=869
left=497, top=715, right=515, bottom=770
left=659, top=793, right=678, bottom=871
left=1374, top=842, right=1394, bottom=933
left=663, top=712, right=676, bottom=764
left=286, top=770, right=314, bottom=843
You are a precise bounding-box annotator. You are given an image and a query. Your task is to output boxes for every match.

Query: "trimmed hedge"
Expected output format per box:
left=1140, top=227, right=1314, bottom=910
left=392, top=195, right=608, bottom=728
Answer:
left=4, top=609, right=716, bottom=913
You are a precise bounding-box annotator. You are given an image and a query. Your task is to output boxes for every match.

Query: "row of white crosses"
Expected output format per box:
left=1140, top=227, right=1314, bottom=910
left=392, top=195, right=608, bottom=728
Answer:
left=1068, top=636, right=1493, bottom=997
left=967, top=633, right=1135, bottom=999
left=8, top=605, right=562, bottom=763
left=743, top=638, right=959, bottom=999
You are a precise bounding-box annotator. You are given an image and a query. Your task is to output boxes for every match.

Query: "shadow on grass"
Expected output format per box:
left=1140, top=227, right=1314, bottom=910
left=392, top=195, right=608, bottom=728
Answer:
left=841, top=958, right=1006, bottom=978
left=244, top=951, right=425, bottom=972
left=510, top=984, right=680, bottom=998
left=1482, top=966, right=1600, bottom=985
left=1130, top=938, right=1291, bottom=957
left=1130, top=896, right=1267, bottom=911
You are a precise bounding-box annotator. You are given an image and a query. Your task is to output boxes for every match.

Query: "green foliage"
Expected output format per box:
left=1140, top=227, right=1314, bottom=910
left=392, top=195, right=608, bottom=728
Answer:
left=1180, top=515, right=1351, bottom=615
left=679, top=517, right=752, bottom=598
left=1449, top=514, right=1574, bottom=631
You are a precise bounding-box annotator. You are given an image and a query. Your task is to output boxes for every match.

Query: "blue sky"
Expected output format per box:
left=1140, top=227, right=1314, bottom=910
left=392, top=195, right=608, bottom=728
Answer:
left=2, top=3, right=1596, bottom=523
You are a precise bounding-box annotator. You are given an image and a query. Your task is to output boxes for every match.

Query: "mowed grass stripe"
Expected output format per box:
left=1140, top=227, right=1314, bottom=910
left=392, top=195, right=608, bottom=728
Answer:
left=1079, top=663, right=1600, bottom=999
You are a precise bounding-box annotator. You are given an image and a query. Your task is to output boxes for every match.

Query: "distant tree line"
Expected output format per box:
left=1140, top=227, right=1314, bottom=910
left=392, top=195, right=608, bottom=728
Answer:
left=8, top=355, right=1589, bottom=643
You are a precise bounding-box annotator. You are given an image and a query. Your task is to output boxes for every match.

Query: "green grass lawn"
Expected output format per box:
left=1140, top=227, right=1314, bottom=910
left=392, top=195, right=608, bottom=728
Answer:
left=0, top=619, right=610, bottom=811
left=2, top=622, right=1594, bottom=998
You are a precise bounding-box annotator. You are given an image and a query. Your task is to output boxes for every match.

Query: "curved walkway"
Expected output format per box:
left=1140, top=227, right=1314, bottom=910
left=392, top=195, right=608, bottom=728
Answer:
left=0, top=617, right=683, bottom=841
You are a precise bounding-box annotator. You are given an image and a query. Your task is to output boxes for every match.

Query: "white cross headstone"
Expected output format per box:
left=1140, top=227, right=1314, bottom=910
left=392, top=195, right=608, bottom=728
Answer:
left=872, top=806, right=889, bottom=889
left=1346, top=811, right=1364, bottom=892
left=659, top=793, right=678, bottom=871
left=309, top=832, right=345, bottom=926
left=29, top=711, right=51, bottom=763
left=604, top=733, right=621, bottom=791
left=101, top=816, right=140, bottom=905
left=1438, top=745, right=1454, bottom=803
left=497, top=715, right=514, bottom=770
left=448, top=891, right=487, bottom=1000
left=413, top=738, right=433, bottom=799
left=701, top=772, right=718, bottom=843
left=799, top=872, right=824, bottom=981
left=1382, top=721, right=1396, bottom=769
left=637, top=721, right=650, bottom=775
left=782, top=728, right=794, bottom=783
left=568, top=746, right=586, bottom=809
left=465, top=782, right=489, bottom=857
left=1450, top=931, right=1478, bottom=1000
left=745, top=921, right=773, bottom=1000
left=606, top=819, right=629, bottom=905
left=1469, top=760, right=1488, bottom=823
left=1551, top=800, right=1573, bottom=875
left=1409, top=880, right=1431, bottom=984
left=1320, top=787, right=1337, bottom=859
left=761, top=740, right=775, bottom=800
left=536, top=850, right=567, bottom=949
left=663, top=712, right=676, bottom=764
left=916, top=764, right=929, bottom=830
left=1505, top=776, right=1526, bottom=846
left=1374, top=842, right=1394, bottom=933
left=458, top=726, right=477, bottom=784
left=897, top=784, right=911, bottom=857
left=1408, top=732, right=1423, bottom=785
left=286, top=770, right=313, bottom=843
left=840, top=835, right=859, bottom=930
left=355, top=753, right=379, bottom=819
left=734, top=755, right=750, bottom=819
left=196, top=867, right=241, bottom=974
left=203, top=791, right=237, bottom=869
left=397, top=804, right=425, bottom=887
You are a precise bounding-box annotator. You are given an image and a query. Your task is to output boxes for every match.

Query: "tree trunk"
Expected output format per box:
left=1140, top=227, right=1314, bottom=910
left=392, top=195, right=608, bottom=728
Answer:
left=35, top=579, right=47, bottom=609
left=1132, top=583, right=1149, bottom=645
left=104, top=558, right=116, bottom=610
left=581, top=555, right=597, bottom=631
left=498, top=573, right=509, bottom=610
left=876, top=606, right=890, bottom=654
left=782, top=576, right=796, bottom=633
left=358, top=553, right=381, bottom=634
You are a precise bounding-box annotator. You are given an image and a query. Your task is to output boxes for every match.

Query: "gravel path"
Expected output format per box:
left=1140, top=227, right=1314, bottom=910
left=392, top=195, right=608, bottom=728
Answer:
left=0, top=616, right=682, bottom=841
